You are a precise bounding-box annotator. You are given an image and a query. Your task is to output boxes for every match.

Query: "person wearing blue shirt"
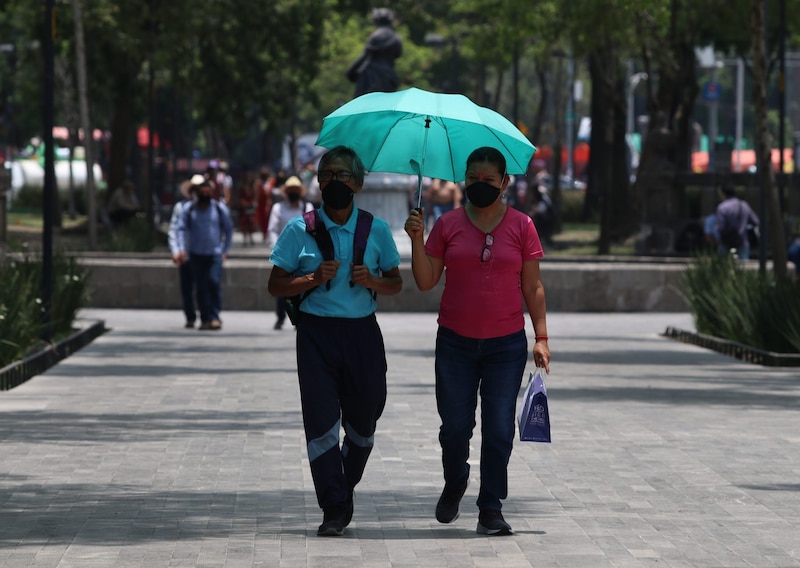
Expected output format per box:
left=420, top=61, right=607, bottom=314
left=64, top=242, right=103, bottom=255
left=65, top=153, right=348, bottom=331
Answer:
left=176, top=179, right=233, bottom=331
left=268, top=146, right=402, bottom=536
left=168, top=174, right=205, bottom=328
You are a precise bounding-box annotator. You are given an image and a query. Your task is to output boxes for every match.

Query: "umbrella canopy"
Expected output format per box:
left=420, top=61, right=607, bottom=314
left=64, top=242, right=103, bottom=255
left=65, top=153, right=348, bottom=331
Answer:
left=315, top=87, right=536, bottom=184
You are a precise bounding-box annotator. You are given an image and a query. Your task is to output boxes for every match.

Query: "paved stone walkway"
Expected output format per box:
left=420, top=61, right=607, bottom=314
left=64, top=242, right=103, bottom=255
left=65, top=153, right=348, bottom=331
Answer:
left=1, top=310, right=799, bottom=567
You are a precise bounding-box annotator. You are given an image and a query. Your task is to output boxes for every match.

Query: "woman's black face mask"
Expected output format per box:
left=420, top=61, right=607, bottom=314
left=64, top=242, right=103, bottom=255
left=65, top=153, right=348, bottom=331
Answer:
left=465, top=181, right=501, bottom=208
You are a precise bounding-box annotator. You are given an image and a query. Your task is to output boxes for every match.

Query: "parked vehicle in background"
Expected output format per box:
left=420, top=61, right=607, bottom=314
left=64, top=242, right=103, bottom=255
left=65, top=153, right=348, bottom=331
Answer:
left=535, top=173, right=587, bottom=192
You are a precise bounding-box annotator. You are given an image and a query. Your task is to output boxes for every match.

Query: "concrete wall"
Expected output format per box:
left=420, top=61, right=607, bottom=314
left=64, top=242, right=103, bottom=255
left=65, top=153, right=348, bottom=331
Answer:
left=80, top=256, right=690, bottom=312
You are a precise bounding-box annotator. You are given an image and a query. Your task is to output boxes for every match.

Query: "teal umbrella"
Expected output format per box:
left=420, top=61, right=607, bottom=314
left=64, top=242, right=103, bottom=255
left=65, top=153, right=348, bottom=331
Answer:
left=316, top=87, right=536, bottom=208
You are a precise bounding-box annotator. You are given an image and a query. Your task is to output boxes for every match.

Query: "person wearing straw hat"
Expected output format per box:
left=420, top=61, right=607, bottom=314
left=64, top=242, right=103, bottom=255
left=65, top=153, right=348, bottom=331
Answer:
left=168, top=174, right=203, bottom=328
left=268, top=175, right=314, bottom=329
left=176, top=178, right=234, bottom=331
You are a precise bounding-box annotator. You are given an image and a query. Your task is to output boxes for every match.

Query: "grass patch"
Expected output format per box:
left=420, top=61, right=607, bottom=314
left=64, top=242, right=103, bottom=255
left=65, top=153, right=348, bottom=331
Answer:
left=549, top=223, right=635, bottom=256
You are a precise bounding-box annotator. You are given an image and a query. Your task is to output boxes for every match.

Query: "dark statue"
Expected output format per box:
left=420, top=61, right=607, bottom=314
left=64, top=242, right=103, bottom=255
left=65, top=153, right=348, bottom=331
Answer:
left=346, top=8, right=403, bottom=97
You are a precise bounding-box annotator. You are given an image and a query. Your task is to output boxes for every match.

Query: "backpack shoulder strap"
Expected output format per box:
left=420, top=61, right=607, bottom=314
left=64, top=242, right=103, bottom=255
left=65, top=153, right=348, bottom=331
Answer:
left=215, top=201, right=226, bottom=233
left=352, top=209, right=374, bottom=266
left=350, top=209, right=375, bottom=298
left=304, top=209, right=335, bottom=290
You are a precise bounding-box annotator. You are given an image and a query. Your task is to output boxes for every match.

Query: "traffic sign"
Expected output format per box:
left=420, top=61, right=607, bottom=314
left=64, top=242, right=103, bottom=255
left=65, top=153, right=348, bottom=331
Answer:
left=703, top=81, right=721, bottom=102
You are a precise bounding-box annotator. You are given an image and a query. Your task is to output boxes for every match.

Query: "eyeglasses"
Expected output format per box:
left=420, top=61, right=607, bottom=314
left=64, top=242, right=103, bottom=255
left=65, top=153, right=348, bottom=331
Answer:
left=317, top=170, right=353, bottom=183
left=481, top=233, right=494, bottom=262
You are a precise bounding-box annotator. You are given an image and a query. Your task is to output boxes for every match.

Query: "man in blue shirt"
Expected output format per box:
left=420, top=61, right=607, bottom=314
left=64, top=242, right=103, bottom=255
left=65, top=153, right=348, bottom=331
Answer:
left=268, top=146, right=402, bottom=536
left=168, top=175, right=203, bottom=328
left=176, top=179, right=234, bottom=330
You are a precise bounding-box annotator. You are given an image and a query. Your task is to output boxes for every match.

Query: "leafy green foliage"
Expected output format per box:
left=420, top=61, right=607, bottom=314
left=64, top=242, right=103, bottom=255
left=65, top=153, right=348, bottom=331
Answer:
left=107, top=216, right=157, bottom=252
left=682, top=252, right=800, bottom=353
left=0, top=252, right=89, bottom=368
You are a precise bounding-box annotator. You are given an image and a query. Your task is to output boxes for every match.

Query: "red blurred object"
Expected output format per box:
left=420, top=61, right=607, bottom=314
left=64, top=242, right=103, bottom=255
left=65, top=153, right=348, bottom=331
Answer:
left=137, top=126, right=160, bottom=149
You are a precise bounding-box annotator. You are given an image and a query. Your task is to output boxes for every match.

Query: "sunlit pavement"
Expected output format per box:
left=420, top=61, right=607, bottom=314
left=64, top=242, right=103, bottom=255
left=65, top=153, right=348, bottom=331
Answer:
left=1, top=310, right=798, bottom=567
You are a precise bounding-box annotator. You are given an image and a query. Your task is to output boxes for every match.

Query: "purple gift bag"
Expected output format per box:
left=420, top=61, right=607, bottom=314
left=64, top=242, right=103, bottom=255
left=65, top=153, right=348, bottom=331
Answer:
left=518, top=368, right=551, bottom=442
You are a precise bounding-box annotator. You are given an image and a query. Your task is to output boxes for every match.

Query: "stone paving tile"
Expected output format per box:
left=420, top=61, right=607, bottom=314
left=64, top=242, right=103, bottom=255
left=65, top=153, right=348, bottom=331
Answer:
left=1, top=309, right=799, bottom=567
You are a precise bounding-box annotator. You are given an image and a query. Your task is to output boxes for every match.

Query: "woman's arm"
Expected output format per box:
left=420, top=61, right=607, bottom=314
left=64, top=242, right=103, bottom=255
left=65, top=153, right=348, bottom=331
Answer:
left=521, top=259, right=550, bottom=372
left=404, top=209, right=444, bottom=290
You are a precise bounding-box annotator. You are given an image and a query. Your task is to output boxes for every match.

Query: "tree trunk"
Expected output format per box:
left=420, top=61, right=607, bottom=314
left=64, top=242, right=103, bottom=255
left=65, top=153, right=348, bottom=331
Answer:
left=583, top=56, right=604, bottom=222
left=108, top=86, right=133, bottom=202
left=72, top=0, right=97, bottom=249
left=750, top=0, right=788, bottom=278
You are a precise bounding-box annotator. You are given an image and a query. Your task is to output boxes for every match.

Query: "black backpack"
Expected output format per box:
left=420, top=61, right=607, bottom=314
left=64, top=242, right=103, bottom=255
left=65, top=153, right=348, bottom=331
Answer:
left=285, top=209, right=374, bottom=324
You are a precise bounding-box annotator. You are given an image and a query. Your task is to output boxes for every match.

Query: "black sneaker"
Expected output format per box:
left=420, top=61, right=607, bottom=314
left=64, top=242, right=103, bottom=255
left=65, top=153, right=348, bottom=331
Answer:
left=476, top=509, right=513, bottom=536
left=317, top=508, right=347, bottom=536
left=435, top=480, right=468, bottom=523
left=343, top=491, right=354, bottom=527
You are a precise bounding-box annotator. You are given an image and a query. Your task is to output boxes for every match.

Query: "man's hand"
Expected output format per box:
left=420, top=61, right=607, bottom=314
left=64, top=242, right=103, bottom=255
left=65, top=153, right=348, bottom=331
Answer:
left=315, top=260, right=341, bottom=283
left=171, top=251, right=186, bottom=265
left=350, top=264, right=372, bottom=287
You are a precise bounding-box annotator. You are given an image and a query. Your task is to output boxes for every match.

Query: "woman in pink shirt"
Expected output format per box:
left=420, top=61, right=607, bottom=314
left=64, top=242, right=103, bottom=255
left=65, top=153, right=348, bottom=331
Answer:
left=404, top=146, right=550, bottom=537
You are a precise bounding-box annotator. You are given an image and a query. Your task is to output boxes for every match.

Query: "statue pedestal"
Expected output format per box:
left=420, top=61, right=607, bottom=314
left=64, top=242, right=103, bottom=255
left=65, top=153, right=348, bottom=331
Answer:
left=356, top=172, right=417, bottom=233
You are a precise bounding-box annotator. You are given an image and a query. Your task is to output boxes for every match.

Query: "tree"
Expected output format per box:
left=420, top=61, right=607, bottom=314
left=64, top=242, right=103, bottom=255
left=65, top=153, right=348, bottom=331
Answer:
left=749, top=0, right=788, bottom=278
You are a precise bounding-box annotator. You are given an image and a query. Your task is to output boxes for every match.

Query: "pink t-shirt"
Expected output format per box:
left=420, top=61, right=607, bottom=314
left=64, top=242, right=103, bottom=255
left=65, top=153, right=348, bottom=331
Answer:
left=425, top=207, right=544, bottom=339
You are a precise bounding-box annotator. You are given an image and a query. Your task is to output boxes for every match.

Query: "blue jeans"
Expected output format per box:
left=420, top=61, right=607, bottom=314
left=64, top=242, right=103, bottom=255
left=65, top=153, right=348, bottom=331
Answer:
left=190, top=253, right=223, bottom=323
left=435, top=326, right=528, bottom=511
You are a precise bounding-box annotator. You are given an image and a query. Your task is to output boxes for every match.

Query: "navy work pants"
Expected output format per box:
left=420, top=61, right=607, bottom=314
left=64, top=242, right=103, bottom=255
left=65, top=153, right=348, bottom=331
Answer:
left=296, top=313, right=387, bottom=509
left=190, top=253, right=223, bottom=323
left=178, top=261, right=196, bottom=324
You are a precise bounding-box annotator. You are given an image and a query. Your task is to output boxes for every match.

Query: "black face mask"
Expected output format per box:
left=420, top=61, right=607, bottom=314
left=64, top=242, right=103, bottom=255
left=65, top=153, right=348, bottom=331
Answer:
left=321, top=180, right=354, bottom=210
left=466, top=181, right=501, bottom=208
left=287, top=193, right=301, bottom=203
left=197, top=194, right=212, bottom=205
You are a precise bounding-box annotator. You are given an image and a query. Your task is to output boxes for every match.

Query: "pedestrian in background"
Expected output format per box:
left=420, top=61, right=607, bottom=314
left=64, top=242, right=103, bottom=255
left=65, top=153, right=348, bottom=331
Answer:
left=715, top=185, right=759, bottom=259
left=267, top=146, right=402, bottom=536
left=238, top=173, right=258, bottom=246
left=176, top=179, right=234, bottom=331
left=267, top=175, right=314, bottom=330
left=404, top=146, right=550, bottom=537
left=168, top=175, right=203, bottom=328
left=256, top=167, right=275, bottom=243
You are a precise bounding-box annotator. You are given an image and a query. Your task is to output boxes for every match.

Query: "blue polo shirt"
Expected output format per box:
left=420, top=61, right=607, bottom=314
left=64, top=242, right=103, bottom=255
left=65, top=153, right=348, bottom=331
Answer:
left=270, top=206, right=400, bottom=318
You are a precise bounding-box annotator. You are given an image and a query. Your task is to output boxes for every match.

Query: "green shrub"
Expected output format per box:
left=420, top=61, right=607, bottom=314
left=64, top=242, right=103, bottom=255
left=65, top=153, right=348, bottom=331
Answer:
left=682, top=252, right=800, bottom=353
left=107, top=216, right=156, bottom=252
left=0, top=252, right=89, bottom=368
left=560, top=191, right=590, bottom=224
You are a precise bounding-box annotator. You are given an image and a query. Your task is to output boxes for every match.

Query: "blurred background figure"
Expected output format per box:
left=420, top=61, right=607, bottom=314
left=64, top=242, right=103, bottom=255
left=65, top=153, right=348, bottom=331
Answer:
left=267, top=176, right=314, bottom=330
left=256, top=167, right=275, bottom=243
left=238, top=172, right=258, bottom=246
left=168, top=174, right=203, bottom=328
left=427, top=178, right=463, bottom=224
left=528, top=186, right=554, bottom=247
left=107, top=180, right=142, bottom=226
